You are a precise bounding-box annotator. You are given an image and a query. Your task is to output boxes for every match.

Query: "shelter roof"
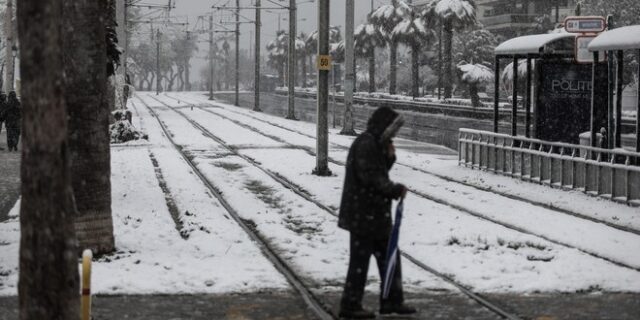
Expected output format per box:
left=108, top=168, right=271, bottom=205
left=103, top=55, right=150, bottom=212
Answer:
left=588, top=25, right=640, bottom=51
left=495, top=33, right=576, bottom=56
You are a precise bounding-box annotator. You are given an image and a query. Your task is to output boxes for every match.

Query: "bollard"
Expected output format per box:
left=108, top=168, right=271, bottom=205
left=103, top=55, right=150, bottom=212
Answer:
left=81, top=249, right=92, bottom=320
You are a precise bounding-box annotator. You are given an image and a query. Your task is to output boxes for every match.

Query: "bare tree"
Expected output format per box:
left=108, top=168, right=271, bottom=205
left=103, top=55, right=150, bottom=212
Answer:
left=64, top=0, right=115, bottom=254
left=17, top=0, right=80, bottom=318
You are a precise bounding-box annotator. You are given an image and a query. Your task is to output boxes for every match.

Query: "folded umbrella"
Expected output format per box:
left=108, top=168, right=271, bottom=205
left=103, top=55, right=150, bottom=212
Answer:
left=382, top=199, right=404, bottom=299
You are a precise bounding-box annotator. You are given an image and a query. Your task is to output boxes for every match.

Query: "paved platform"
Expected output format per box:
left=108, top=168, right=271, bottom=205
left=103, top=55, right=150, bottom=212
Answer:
left=0, top=129, right=20, bottom=221
left=1, top=291, right=639, bottom=319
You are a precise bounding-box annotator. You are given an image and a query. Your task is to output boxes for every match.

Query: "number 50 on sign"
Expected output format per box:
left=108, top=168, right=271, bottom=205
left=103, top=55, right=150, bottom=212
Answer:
left=317, top=55, right=331, bottom=71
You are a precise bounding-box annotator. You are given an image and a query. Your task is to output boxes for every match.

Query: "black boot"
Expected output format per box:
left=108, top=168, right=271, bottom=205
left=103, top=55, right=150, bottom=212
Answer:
left=380, top=303, right=417, bottom=315
left=339, top=306, right=376, bottom=319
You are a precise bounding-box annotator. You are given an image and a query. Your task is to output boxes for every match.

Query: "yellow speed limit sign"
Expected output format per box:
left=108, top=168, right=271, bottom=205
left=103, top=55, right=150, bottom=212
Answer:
left=317, top=55, right=331, bottom=71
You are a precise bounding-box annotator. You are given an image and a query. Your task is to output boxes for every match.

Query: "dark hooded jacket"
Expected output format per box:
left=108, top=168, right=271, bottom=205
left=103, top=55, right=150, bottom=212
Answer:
left=338, top=107, right=405, bottom=236
left=4, top=93, right=20, bottom=130
left=0, top=93, right=7, bottom=124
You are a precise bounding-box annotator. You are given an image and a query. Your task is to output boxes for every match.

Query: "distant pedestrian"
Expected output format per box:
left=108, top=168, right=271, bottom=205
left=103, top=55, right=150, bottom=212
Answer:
left=4, top=91, right=21, bottom=151
left=0, top=92, right=6, bottom=150
left=338, top=106, right=415, bottom=319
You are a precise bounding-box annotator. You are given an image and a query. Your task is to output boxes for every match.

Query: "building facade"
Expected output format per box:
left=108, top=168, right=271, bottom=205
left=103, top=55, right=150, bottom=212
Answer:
left=475, top=0, right=579, bottom=39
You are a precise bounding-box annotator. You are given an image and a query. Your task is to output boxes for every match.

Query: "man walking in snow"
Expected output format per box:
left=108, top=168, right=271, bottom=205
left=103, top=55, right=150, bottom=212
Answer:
left=4, top=91, right=21, bottom=151
left=338, top=106, right=415, bottom=319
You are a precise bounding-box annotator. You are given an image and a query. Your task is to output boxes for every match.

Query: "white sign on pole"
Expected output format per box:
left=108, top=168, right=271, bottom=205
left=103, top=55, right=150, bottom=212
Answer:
left=575, top=36, right=606, bottom=64
left=565, top=16, right=606, bottom=33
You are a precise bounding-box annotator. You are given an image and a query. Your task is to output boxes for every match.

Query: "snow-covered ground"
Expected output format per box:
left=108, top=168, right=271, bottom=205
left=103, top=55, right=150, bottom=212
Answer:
left=2, top=91, right=640, bottom=297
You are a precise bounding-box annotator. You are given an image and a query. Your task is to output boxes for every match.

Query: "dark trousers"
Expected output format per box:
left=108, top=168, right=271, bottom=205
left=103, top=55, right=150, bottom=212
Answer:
left=340, top=232, right=404, bottom=310
left=7, top=127, right=19, bottom=150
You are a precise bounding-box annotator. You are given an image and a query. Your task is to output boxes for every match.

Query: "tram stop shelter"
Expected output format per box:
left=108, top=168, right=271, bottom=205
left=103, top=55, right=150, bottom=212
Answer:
left=492, top=32, right=608, bottom=144
left=588, top=25, right=640, bottom=152
left=457, top=30, right=640, bottom=205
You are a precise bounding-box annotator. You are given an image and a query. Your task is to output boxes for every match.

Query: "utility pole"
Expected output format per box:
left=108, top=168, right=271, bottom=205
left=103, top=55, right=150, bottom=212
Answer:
left=209, top=14, right=214, bottom=100
left=116, top=0, right=126, bottom=77
left=4, top=0, right=14, bottom=92
left=185, top=31, right=191, bottom=91
left=314, top=0, right=331, bottom=176
left=235, top=0, right=240, bottom=106
left=286, top=0, right=297, bottom=119
left=341, top=0, right=356, bottom=135
left=156, top=28, right=161, bottom=95
left=254, top=0, right=262, bottom=111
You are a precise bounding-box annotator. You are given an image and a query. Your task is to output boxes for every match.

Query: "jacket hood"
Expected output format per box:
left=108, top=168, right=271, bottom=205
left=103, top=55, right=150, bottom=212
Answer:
left=366, top=106, right=404, bottom=141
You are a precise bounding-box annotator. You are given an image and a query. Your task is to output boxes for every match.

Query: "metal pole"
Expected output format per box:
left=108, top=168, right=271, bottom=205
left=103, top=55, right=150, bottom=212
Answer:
left=591, top=51, right=599, bottom=148
left=235, top=0, right=240, bottom=106
left=4, top=0, right=14, bottom=92
left=637, top=49, right=640, bottom=152
left=209, top=15, right=214, bottom=100
left=341, top=0, right=356, bottom=135
left=185, top=31, right=191, bottom=91
left=493, top=56, right=500, bottom=133
left=511, top=57, right=518, bottom=136
left=254, top=0, right=262, bottom=111
left=314, top=0, right=331, bottom=176
left=615, top=50, right=623, bottom=148
left=123, top=0, right=129, bottom=77
left=156, top=29, right=161, bottom=95
left=438, top=22, right=442, bottom=100
left=607, top=15, right=615, bottom=148
left=525, top=57, right=532, bottom=138
left=286, top=0, right=297, bottom=119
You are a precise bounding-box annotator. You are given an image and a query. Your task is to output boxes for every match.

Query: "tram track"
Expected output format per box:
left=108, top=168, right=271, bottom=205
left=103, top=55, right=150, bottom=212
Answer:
left=160, top=93, right=640, bottom=273
left=142, top=93, right=524, bottom=320
left=166, top=92, right=640, bottom=238
left=132, top=95, right=335, bottom=320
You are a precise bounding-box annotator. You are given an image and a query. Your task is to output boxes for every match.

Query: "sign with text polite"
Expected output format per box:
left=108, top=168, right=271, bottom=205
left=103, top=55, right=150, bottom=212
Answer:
left=565, top=16, right=606, bottom=33
left=317, top=55, right=331, bottom=71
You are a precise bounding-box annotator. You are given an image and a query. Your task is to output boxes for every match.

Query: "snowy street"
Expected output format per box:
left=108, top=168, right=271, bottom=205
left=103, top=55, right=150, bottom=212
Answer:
left=3, top=91, right=639, bottom=319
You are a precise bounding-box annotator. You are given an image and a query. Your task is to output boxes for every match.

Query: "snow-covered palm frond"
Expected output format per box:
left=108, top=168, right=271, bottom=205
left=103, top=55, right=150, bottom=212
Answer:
left=370, top=1, right=407, bottom=33
left=354, top=23, right=386, bottom=56
left=458, top=63, right=493, bottom=84
left=391, top=17, right=433, bottom=46
left=306, top=26, right=342, bottom=53
left=331, top=41, right=345, bottom=62
left=424, top=0, right=476, bottom=27
left=501, top=59, right=535, bottom=82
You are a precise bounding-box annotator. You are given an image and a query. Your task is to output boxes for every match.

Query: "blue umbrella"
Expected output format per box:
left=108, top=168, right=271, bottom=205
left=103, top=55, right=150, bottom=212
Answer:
left=382, top=199, right=404, bottom=299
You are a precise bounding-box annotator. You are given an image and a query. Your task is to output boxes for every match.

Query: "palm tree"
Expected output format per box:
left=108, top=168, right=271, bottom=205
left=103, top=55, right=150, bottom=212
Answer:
left=222, top=39, right=231, bottom=89
left=424, top=0, right=477, bottom=99
left=457, top=62, right=493, bottom=108
left=64, top=0, right=115, bottom=254
left=298, top=32, right=308, bottom=87
left=295, top=35, right=306, bottom=87
left=392, top=10, right=433, bottom=97
left=354, top=22, right=386, bottom=93
left=18, top=0, right=80, bottom=317
left=370, top=0, right=407, bottom=95
left=266, top=30, right=288, bottom=86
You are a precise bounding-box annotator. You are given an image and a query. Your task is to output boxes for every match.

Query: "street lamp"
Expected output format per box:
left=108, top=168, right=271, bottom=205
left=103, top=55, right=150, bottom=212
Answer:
left=11, top=45, right=17, bottom=92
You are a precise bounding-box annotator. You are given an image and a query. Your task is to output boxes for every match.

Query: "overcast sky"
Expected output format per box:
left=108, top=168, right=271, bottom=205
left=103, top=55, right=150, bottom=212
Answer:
left=133, top=0, right=389, bottom=83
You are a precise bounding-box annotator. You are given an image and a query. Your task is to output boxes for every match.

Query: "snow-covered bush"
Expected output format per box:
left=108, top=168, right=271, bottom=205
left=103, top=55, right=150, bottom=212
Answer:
left=110, top=110, right=147, bottom=143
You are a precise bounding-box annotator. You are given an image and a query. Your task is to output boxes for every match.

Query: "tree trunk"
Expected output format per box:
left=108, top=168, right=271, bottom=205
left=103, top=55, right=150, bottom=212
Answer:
left=444, top=19, right=453, bottom=99
left=411, top=43, right=419, bottom=98
left=389, top=40, right=397, bottom=95
left=368, top=49, right=375, bottom=93
left=301, top=54, right=307, bottom=88
left=18, top=0, right=80, bottom=318
left=64, top=0, right=115, bottom=254
left=185, top=57, right=191, bottom=91
left=147, top=73, right=154, bottom=91
left=469, top=83, right=480, bottom=108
